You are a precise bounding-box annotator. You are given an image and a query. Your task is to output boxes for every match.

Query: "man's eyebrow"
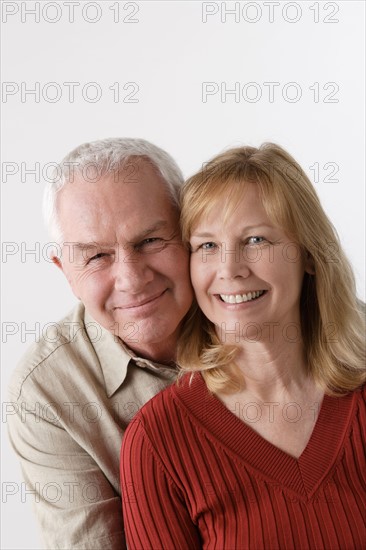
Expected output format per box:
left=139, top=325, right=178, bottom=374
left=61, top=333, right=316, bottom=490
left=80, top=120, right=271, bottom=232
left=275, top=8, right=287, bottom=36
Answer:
left=66, top=221, right=172, bottom=251
left=133, top=221, right=170, bottom=241
left=68, top=242, right=114, bottom=251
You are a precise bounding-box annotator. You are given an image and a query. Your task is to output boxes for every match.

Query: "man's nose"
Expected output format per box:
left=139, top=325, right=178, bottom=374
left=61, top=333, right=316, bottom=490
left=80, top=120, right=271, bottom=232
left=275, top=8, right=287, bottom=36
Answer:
left=113, top=251, right=154, bottom=292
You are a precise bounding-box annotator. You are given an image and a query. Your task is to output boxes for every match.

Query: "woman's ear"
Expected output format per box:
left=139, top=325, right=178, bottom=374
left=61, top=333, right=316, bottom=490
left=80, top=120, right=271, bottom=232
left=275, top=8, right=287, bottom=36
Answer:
left=304, top=252, right=315, bottom=275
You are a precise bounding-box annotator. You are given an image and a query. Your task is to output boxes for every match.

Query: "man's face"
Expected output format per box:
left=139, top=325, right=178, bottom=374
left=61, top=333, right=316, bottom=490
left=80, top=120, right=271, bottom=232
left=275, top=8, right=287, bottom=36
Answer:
left=56, top=160, right=193, bottom=361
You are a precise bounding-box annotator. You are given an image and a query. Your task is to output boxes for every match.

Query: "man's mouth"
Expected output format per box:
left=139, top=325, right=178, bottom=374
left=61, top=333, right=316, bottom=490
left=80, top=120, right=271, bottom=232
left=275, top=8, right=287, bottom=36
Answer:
left=114, top=290, right=167, bottom=310
left=218, top=290, right=266, bottom=304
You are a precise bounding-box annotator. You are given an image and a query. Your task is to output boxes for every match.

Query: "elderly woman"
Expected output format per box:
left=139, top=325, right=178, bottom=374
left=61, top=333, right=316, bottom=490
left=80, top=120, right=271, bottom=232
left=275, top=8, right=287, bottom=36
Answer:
left=121, top=143, right=365, bottom=549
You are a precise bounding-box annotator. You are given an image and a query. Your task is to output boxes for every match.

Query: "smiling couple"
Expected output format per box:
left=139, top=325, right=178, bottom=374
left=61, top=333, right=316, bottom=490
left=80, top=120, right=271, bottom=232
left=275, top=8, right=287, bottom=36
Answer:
left=9, top=138, right=365, bottom=549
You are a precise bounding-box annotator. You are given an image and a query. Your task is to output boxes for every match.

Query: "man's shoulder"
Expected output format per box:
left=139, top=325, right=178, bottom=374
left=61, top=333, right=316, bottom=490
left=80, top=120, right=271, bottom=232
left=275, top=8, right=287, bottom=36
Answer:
left=9, top=303, right=99, bottom=401
left=129, top=373, right=200, bottom=434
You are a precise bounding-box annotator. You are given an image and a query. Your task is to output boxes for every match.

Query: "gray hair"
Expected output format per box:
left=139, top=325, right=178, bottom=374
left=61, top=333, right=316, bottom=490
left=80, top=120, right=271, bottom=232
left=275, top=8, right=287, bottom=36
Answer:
left=43, top=137, right=184, bottom=244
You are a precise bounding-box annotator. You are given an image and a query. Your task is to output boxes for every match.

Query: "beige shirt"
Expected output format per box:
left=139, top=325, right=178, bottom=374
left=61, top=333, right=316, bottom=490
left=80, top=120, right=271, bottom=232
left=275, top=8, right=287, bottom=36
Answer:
left=8, top=302, right=177, bottom=549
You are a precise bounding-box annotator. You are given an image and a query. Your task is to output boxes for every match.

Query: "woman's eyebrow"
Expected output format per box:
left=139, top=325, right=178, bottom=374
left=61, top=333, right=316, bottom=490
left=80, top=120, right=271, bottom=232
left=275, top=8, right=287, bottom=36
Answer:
left=191, top=223, right=275, bottom=238
left=190, top=231, right=215, bottom=239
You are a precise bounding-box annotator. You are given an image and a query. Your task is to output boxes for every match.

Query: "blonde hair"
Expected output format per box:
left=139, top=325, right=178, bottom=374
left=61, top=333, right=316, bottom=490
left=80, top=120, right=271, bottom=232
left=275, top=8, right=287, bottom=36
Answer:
left=177, top=143, right=365, bottom=395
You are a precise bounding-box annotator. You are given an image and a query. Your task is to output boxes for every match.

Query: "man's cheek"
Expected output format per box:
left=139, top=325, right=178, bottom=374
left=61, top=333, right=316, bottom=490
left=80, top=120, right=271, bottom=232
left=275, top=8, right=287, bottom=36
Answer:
left=74, top=275, right=105, bottom=308
left=63, top=269, right=82, bottom=300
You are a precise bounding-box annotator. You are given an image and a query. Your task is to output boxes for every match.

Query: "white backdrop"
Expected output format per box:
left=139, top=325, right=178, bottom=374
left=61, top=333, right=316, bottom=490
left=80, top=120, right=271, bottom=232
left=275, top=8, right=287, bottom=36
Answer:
left=1, top=1, right=365, bottom=548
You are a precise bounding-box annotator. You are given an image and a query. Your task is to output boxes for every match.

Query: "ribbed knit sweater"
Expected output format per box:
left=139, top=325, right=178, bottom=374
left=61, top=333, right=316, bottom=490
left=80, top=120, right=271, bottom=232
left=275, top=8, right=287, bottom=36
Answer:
left=121, top=374, right=366, bottom=549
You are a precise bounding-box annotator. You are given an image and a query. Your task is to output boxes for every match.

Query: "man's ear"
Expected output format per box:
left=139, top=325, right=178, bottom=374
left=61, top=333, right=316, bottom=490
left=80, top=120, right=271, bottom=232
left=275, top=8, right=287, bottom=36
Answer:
left=51, top=255, right=80, bottom=299
left=51, top=254, right=70, bottom=283
left=52, top=255, right=63, bottom=271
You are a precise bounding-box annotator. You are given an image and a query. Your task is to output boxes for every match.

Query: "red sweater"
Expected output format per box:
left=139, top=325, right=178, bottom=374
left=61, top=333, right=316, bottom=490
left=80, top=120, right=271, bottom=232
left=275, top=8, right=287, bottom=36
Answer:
left=121, top=374, right=366, bottom=549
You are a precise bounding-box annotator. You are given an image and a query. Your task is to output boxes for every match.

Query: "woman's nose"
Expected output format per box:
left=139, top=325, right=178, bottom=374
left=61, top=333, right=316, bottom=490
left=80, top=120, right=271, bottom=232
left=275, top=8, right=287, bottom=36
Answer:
left=217, top=243, right=251, bottom=280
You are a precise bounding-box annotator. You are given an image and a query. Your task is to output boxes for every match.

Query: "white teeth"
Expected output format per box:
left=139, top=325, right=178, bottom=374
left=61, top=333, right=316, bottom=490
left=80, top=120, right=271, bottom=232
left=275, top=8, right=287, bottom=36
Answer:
left=219, top=290, right=265, bottom=304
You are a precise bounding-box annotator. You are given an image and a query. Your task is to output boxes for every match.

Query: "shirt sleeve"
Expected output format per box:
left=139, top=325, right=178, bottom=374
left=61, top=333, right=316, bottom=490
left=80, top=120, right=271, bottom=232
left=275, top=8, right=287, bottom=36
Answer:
left=7, top=390, right=126, bottom=549
left=121, top=417, right=202, bottom=550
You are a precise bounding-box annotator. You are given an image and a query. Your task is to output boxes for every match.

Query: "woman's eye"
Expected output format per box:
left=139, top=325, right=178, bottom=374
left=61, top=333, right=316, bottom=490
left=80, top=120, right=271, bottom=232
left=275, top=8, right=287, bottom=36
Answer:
left=199, top=242, right=217, bottom=251
left=247, top=236, right=265, bottom=245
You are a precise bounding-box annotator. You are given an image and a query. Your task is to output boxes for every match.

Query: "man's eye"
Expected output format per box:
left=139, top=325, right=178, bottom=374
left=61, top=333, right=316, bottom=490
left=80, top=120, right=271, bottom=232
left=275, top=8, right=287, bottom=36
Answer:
left=137, top=238, right=166, bottom=253
left=88, top=253, right=108, bottom=263
left=142, top=238, right=161, bottom=244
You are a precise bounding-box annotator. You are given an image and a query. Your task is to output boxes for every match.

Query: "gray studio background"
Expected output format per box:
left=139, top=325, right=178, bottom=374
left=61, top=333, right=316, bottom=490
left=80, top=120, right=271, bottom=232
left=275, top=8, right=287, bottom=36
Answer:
left=1, top=1, right=365, bottom=548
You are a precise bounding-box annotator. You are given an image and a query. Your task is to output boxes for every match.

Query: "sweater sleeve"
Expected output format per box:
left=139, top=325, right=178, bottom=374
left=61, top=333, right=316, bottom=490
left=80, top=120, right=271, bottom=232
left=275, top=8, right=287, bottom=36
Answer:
left=121, top=417, right=202, bottom=550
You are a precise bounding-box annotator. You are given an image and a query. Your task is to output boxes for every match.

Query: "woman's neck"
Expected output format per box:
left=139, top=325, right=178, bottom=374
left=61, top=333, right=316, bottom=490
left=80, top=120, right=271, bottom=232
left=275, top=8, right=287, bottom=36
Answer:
left=231, top=337, right=312, bottom=403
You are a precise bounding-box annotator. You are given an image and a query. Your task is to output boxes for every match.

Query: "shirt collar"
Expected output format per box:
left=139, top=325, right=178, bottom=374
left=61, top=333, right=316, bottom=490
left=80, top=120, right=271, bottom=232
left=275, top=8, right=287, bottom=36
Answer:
left=83, top=308, right=176, bottom=397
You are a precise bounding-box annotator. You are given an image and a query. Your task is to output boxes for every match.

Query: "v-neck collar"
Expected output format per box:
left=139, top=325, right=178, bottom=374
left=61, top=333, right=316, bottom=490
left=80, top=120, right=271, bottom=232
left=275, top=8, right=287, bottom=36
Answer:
left=172, top=373, right=356, bottom=500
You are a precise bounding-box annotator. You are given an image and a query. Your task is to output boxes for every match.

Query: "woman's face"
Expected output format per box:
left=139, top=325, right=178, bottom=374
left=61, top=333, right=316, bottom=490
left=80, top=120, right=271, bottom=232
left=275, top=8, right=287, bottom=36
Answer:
left=189, top=183, right=311, bottom=343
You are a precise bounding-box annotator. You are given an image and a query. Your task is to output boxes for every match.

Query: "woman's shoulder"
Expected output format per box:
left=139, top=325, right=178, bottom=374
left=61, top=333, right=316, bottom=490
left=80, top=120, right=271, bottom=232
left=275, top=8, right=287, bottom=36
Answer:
left=355, top=383, right=365, bottom=410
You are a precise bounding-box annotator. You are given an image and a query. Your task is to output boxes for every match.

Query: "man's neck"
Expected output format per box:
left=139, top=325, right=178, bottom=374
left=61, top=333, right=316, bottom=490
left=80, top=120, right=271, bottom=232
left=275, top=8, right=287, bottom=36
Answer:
left=126, top=336, right=177, bottom=366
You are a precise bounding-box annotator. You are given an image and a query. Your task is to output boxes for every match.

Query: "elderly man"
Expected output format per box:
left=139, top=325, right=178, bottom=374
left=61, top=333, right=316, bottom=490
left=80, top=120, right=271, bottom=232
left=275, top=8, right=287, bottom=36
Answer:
left=8, top=138, right=193, bottom=549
